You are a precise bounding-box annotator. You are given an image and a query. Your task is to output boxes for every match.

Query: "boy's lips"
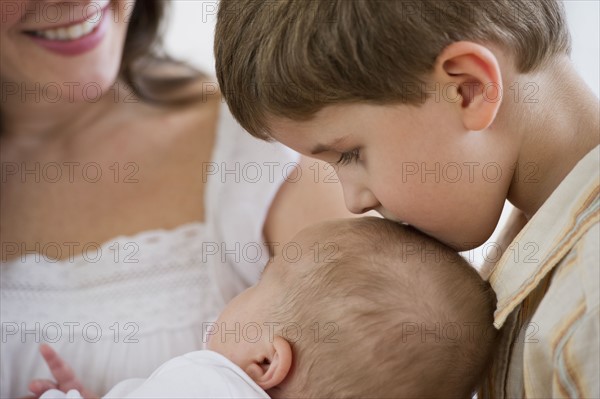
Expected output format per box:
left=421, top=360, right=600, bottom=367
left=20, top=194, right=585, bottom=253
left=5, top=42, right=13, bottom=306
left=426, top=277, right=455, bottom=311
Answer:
left=375, top=208, right=403, bottom=223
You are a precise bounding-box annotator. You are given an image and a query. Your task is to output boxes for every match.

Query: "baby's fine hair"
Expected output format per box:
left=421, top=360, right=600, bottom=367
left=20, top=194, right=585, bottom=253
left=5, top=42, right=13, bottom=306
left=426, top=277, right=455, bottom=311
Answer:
left=215, top=0, right=571, bottom=140
left=270, top=217, right=498, bottom=398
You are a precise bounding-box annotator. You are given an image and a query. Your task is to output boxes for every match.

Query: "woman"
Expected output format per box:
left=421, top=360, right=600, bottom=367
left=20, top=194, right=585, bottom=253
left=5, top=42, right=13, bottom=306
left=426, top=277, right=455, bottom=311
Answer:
left=0, top=1, right=348, bottom=396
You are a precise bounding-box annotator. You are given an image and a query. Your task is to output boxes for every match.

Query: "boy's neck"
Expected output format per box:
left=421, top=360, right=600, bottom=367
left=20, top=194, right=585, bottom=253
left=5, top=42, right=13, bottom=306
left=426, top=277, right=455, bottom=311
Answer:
left=504, top=56, right=599, bottom=219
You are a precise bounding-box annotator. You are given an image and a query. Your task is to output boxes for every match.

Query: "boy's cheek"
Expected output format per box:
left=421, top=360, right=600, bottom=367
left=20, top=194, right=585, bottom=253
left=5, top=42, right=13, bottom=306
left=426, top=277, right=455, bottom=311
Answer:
left=378, top=194, right=496, bottom=251
left=426, top=214, right=499, bottom=251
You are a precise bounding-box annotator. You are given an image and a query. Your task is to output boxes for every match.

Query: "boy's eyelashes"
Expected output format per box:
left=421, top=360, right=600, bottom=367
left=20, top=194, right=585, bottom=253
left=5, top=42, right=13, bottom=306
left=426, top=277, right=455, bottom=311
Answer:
left=336, top=148, right=361, bottom=166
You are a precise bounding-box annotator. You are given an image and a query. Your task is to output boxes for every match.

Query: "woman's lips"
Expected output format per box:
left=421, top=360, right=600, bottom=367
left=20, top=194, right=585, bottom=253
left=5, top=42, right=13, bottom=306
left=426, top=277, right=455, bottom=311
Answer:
left=24, top=5, right=111, bottom=57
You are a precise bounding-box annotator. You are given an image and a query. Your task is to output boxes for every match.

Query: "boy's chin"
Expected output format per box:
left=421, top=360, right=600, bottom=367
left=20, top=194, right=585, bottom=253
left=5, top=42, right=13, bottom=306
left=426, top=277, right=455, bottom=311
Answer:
left=375, top=209, right=403, bottom=223
left=419, top=226, right=492, bottom=252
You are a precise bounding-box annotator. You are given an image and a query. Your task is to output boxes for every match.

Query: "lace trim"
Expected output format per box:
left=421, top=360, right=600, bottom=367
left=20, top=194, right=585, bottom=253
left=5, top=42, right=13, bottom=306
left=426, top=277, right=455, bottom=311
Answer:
left=1, top=252, right=222, bottom=331
left=1, top=222, right=207, bottom=267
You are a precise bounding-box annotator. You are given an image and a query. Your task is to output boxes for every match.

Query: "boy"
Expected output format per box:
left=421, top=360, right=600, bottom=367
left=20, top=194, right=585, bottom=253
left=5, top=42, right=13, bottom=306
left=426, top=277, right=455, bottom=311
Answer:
left=214, top=1, right=599, bottom=397
left=32, top=218, right=497, bottom=398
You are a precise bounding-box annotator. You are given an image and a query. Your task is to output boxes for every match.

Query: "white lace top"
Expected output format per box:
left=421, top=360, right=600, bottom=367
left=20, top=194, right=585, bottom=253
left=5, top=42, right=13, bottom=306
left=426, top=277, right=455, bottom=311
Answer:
left=0, top=103, right=299, bottom=397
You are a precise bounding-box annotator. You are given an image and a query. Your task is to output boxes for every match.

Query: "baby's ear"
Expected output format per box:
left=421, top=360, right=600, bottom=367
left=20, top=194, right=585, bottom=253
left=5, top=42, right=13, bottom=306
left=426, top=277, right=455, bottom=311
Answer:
left=245, top=335, right=292, bottom=390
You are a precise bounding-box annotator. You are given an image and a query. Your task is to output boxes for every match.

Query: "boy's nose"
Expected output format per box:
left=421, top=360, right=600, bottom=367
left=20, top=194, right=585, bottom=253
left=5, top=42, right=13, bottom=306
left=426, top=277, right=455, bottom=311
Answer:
left=342, top=184, right=380, bottom=214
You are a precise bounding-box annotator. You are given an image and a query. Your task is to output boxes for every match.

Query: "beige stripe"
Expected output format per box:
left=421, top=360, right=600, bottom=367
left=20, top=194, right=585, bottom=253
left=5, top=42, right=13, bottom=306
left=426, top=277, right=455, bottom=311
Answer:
left=552, top=300, right=586, bottom=355
left=555, top=374, right=571, bottom=397
left=552, top=301, right=587, bottom=399
left=563, top=333, right=585, bottom=398
left=552, top=249, right=579, bottom=282
left=495, top=207, right=598, bottom=327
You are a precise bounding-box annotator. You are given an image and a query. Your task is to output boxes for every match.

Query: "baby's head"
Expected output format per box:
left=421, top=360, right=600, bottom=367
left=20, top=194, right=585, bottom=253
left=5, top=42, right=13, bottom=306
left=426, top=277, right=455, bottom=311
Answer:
left=207, top=217, right=498, bottom=398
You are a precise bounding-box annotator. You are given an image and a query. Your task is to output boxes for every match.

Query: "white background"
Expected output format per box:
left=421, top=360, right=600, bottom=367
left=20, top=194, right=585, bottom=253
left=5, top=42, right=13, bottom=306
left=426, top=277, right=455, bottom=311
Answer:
left=163, top=0, right=600, bottom=267
left=164, top=0, right=600, bottom=97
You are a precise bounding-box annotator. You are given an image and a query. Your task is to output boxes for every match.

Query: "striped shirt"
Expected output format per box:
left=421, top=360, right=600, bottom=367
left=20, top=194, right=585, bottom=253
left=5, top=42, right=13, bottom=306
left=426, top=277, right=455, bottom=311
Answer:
left=480, top=146, right=599, bottom=398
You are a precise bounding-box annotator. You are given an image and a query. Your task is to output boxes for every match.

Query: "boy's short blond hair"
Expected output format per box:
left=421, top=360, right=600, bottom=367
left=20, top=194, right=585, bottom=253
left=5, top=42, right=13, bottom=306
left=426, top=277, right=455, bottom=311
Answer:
left=215, top=0, right=571, bottom=139
left=269, top=218, right=498, bottom=398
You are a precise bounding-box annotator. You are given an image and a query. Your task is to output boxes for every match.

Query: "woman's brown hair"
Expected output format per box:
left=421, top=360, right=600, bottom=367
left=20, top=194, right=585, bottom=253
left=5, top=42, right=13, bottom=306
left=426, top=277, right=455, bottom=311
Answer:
left=121, top=0, right=206, bottom=105
left=0, top=1, right=205, bottom=133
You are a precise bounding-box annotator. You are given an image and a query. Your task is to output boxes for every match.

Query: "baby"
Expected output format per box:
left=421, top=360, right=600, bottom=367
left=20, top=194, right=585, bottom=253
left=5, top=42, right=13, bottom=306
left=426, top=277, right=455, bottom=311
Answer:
left=33, top=217, right=498, bottom=398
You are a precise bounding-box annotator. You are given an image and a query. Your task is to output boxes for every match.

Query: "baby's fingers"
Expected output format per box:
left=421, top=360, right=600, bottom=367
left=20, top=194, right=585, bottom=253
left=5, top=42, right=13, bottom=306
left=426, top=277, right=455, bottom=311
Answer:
left=39, top=345, right=77, bottom=386
left=29, top=379, right=58, bottom=397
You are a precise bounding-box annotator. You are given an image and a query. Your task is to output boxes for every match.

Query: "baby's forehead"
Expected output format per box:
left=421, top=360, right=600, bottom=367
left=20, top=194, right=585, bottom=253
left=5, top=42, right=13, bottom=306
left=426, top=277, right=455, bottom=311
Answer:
left=270, top=221, right=353, bottom=268
left=294, top=219, right=354, bottom=241
left=293, top=218, right=458, bottom=265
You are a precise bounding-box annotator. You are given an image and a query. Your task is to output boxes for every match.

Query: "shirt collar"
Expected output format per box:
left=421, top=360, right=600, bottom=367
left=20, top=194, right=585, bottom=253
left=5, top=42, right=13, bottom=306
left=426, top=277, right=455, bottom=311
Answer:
left=490, top=145, right=600, bottom=328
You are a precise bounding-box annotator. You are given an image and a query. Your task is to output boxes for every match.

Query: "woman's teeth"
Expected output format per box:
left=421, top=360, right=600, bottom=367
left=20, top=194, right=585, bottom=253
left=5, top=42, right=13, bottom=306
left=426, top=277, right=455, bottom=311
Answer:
left=30, top=17, right=101, bottom=41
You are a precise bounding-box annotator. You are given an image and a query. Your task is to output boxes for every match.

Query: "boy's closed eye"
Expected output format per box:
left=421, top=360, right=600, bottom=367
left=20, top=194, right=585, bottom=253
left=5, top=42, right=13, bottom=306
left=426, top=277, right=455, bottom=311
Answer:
left=336, top=148, right=361, bottom=166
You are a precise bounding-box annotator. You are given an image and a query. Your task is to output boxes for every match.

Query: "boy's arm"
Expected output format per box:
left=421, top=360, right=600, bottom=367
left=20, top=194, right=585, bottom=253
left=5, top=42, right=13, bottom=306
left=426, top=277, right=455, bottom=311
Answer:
left=29, top=345, right=99, bottom=399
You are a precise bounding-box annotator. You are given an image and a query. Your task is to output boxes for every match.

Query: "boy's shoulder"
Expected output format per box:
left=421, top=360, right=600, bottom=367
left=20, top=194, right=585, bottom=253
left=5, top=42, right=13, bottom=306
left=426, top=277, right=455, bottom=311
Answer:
left=490, top=145, right=599, bottom=327
left=483, top=145, right=599, bottom=398
left=490, top=220, right=599, bottom=398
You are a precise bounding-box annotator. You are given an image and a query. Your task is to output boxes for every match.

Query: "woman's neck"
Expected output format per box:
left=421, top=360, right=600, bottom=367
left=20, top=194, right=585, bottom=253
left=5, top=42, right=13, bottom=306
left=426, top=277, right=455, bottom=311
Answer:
left=1, top=80, right=114, bottom=142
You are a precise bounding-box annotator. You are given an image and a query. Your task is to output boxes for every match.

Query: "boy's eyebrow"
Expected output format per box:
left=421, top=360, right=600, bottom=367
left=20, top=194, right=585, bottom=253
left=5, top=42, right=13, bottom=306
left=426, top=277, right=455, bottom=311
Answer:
left=310, top=135, right=350, bottom=155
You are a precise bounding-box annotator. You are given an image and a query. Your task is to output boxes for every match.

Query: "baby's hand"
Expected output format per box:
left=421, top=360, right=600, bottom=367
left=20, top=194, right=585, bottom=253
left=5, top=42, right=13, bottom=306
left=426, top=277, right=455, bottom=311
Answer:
left=29, top=345, right=99, bottom=399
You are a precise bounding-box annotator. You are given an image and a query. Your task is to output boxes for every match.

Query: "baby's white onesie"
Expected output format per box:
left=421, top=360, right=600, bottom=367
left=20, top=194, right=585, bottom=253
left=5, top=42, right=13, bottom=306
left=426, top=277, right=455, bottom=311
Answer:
left=40, top=351, right=269, bottom=398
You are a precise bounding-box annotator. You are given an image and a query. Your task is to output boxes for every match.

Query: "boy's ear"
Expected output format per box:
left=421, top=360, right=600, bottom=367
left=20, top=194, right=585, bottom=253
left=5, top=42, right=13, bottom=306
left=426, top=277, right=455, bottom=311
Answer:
left=244, top=335, right=292, bottom=391
left=434, top=41, right=503, bottom=131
